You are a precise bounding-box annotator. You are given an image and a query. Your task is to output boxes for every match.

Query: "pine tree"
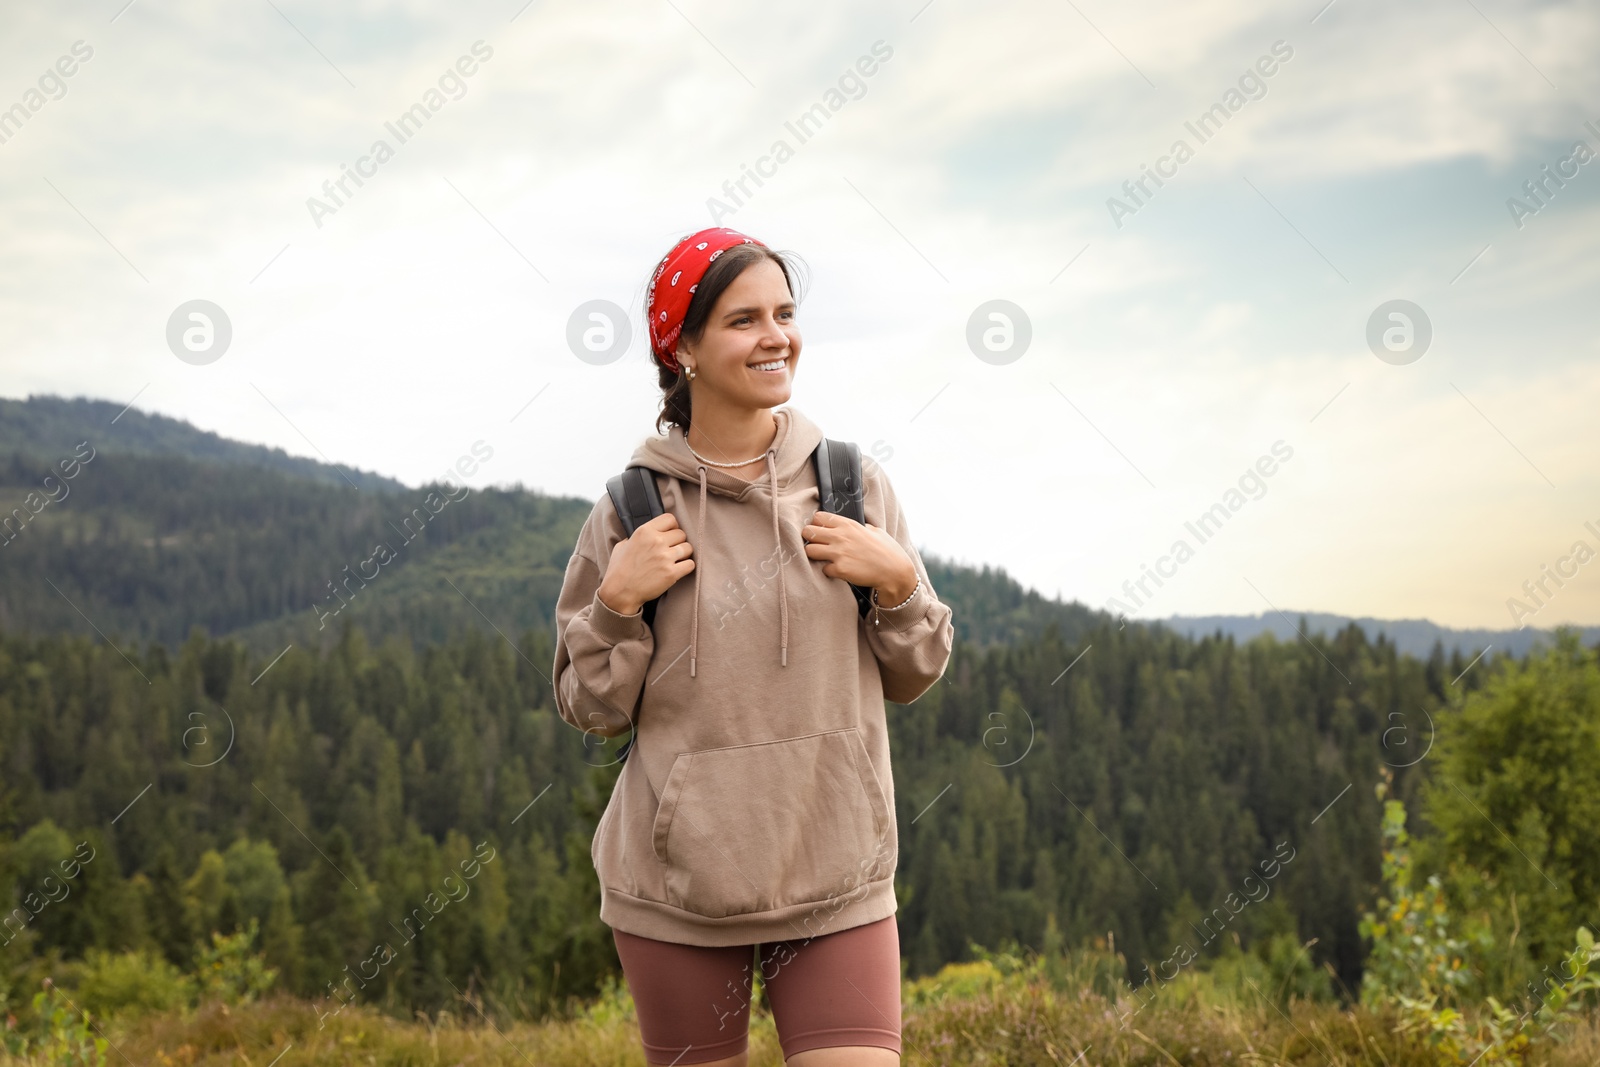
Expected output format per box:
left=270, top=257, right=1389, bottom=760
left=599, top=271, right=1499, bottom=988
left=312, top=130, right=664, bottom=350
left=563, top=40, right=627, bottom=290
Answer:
left=261, top=883, right=304, bottom=993
left=143, top=844, right=195, bottom=968
left=295, top=827, right=373, bottom=1000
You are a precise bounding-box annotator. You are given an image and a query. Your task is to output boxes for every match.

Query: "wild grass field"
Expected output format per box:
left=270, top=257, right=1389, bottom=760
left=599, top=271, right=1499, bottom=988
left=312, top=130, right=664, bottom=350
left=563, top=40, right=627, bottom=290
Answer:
left=7, top=940, right=1600, bottom=1067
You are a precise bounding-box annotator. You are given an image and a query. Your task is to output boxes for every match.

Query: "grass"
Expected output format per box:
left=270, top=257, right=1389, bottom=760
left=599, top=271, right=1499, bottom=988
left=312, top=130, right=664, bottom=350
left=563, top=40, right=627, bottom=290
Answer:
left=15, top=958, right=1599, bottom=1067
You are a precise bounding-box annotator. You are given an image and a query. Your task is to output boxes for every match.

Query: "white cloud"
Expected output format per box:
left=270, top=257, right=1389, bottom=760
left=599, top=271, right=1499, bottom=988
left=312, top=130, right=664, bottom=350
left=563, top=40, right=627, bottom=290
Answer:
left=1, top=0, right=1598, bottom=628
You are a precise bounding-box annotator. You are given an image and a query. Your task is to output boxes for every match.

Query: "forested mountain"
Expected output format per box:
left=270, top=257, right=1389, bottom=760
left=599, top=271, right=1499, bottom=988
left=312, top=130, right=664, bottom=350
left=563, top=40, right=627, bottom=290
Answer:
left=0, top=395, right=404, bottom=493
left=0, top=397, right=1097, bottom=657
left=923, top=559, right=1101, bottom=649
left=0, top=448, right=581, bottom=654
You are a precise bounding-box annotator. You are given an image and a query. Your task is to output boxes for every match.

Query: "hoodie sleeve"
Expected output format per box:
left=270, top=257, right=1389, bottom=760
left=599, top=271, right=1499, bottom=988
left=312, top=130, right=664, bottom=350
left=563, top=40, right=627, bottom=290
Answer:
left=552, top=496, right=656, bottom=740
left=860, top=455, right=954, bottom=705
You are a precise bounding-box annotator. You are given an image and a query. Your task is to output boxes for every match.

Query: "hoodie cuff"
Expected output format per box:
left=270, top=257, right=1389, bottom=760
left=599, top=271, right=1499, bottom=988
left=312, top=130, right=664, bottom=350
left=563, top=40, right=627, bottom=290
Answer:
left=875, top=577, right=933, bottom=627
left=589, top=590, right=650, bottom=645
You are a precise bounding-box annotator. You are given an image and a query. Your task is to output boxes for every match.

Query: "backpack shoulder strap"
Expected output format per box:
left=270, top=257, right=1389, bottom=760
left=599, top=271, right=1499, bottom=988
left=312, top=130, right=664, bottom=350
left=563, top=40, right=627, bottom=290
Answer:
left=604, top=465, right=665, bottom=628
left=605, top=465, right=664, bottom=540
left=601, top=465, right=665, bottom=766
left=811, top=439, right=874, bottom=618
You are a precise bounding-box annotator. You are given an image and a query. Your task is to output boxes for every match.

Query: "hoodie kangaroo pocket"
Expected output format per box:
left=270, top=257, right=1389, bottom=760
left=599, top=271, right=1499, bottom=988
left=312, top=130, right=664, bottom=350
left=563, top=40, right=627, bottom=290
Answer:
left=651, top=729, right=891, bottom=919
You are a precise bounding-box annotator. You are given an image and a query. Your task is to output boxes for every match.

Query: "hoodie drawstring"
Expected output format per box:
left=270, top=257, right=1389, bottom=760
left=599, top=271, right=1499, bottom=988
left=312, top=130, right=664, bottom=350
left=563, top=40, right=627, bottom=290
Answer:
left=768, top=448, right=788, bottom=668
left=686, top=449, right=789, bottom=677
left=691, top=465, right=707, bottom=678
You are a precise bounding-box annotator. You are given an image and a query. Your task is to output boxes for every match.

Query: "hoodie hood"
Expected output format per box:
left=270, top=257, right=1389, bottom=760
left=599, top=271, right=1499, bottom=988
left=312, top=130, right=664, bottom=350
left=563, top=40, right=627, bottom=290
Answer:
left=629, top=405, right=824, bottom=499
left=629, top=406, right=824, bottom=677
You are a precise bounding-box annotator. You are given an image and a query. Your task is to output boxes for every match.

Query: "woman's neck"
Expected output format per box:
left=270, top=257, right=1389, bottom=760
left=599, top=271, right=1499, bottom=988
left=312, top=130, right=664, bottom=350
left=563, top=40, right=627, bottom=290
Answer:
left=685, top=406, right=780, bottom=473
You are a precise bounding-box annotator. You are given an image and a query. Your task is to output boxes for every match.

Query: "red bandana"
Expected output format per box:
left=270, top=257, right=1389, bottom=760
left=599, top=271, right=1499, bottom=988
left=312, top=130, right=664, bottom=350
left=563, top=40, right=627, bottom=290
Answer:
left=647, top=227, right=767, bottom=372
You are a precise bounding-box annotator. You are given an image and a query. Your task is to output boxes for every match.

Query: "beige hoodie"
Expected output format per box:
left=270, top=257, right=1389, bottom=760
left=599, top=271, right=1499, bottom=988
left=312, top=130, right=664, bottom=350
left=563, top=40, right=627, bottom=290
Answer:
left=552, top=405, right=954, bottom=946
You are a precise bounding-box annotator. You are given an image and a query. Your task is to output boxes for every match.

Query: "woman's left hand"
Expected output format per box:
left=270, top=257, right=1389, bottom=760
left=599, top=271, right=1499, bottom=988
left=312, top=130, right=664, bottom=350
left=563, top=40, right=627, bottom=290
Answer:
left=802, top=511, right=918, bottom=603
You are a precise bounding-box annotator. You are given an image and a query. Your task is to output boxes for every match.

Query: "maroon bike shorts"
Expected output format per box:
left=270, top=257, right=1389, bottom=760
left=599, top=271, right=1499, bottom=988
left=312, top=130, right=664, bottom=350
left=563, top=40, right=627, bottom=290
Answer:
left=610, top=915, right=903, bottom=1064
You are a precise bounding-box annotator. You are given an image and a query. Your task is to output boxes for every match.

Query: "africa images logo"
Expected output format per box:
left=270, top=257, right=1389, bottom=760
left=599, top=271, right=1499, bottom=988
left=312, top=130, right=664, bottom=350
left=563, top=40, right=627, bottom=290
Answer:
left=1107, top=40, right=1294, bottom=229
left=305, top=42, right=494, bottom=229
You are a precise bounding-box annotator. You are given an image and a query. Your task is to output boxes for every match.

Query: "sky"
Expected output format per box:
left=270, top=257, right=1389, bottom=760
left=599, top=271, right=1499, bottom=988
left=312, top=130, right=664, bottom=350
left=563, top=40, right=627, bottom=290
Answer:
left=1, top=0, right=1597, bottom=631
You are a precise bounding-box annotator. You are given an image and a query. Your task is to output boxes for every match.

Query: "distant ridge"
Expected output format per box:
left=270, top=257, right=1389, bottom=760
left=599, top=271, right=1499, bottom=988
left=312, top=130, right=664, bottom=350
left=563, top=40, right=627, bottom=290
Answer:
left=1158, top=611, right=1600, bottom=661
left=0, top=394, right=406, bottom=492
left=8, top=393, right=1593, bottom=663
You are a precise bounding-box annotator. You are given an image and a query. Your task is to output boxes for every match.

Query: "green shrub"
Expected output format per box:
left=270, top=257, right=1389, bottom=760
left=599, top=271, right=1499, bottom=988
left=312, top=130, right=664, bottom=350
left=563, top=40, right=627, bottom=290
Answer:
left=72, top=947, right=195, bottom=1022
left=572, top=972, right=635, bottom=1027
left=904, top=956, right=1008, bottom=1010
left=1418, top=630, right=1600, bottom=979
left=192, top=917, right=277, bottom=1005
left=1360, top=777, right=1600, bottom=1064
left=1, top=979, right=107, bottom=1066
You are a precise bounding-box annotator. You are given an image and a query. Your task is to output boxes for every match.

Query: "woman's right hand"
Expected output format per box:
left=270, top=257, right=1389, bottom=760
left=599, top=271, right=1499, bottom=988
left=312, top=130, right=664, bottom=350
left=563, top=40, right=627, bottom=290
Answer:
left=597, top=512, right=696, bottom=616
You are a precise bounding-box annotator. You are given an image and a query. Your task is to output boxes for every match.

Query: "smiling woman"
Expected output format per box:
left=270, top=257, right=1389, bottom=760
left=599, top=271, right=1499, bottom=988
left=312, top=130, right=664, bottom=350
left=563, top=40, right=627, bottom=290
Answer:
left=647, top=234, right=806, bottom=449
left=549, top=226, right=954, bottom=1064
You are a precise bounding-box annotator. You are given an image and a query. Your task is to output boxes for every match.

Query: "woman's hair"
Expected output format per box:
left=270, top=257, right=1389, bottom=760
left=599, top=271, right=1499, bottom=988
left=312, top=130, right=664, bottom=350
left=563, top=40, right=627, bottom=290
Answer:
left=648, top=242, right=807, bottom=436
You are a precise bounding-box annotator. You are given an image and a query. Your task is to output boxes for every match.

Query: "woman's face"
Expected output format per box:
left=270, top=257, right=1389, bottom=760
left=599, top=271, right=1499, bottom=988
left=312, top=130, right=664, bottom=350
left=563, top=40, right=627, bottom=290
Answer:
left=678, top=257, right=801, bottom=411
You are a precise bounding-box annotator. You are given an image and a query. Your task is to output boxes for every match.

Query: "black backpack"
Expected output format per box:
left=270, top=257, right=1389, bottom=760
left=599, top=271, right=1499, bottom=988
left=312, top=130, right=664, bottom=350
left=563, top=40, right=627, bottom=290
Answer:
left=601, top=438, right=871, bottom=764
